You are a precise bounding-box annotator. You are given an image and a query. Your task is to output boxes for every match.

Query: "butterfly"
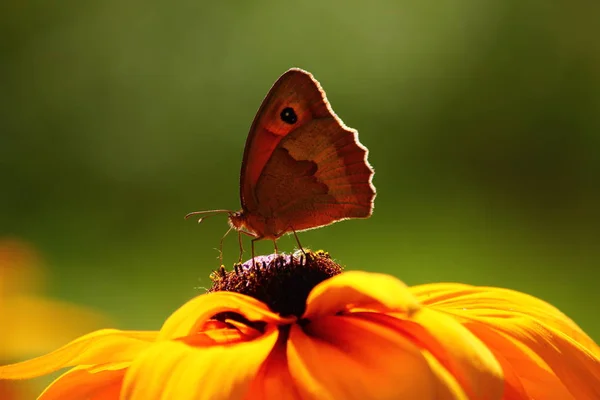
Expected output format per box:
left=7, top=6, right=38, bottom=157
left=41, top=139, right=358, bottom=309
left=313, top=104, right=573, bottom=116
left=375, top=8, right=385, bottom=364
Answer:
left=187, top=68, right=375, bottom=263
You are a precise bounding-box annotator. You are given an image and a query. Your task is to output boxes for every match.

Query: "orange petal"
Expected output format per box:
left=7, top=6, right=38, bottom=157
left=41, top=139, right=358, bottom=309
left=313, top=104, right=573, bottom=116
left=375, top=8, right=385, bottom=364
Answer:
left=244, top=332, right=302, bottom=400
left=420, top=351, right=469, bottom=400
left=179, top=328, right=250, bottom=347
left=158, top=292, right=295, bottom=340
left=466, top=323, right=573, bottom=399
left=303, top=271, right=421, bottom=320
left=223, top=318, right=264, bottom=337
left=176, top=319, right=264, bottom=348
left=0, top=329, right=156, bottom=379
left=38, top=362, right=128, bottom=400
left=469, top=315, right=600, bottom=399
left=287, top=315, right=435, bottom=400
left=357, top=310, right=504, bottom=400
left=122, top=326, right=279, bottom=400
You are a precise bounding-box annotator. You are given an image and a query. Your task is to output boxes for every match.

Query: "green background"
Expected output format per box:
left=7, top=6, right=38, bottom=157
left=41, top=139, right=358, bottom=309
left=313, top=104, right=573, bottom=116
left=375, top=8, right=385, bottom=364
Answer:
left=2, top=0, right=599, bottom=344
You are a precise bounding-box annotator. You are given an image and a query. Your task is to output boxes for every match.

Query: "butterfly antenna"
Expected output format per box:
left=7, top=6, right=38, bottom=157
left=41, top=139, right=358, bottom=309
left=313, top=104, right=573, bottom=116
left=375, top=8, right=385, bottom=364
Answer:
left=184, top=209, right=233, bottom=224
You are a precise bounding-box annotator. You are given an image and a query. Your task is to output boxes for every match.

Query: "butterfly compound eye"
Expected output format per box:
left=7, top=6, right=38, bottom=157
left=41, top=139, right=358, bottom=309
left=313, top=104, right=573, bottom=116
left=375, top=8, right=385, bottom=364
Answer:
left=280, top=107, right=298, bottom=124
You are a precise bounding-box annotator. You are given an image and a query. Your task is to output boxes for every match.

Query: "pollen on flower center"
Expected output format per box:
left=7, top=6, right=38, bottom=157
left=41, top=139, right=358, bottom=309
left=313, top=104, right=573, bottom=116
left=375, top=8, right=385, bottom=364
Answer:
left=208, top=250, right=342, bottom=318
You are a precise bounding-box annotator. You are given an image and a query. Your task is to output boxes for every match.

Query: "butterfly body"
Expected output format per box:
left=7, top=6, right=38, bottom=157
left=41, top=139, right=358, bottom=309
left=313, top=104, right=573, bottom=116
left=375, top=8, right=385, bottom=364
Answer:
left=188, top=68, right=375, bottom=255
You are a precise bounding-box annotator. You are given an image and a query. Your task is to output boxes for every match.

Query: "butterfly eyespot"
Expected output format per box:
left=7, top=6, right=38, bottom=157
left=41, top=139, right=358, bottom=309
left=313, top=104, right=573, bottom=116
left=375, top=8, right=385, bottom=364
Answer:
left=280, top=107, right=298, bottom=124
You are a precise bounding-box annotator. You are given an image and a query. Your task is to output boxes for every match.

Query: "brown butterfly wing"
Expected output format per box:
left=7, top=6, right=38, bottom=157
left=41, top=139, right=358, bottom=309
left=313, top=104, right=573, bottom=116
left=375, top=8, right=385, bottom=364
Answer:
left=240, top=69, right=331, bottom=211
left=239, top=68, right=375, bottom=238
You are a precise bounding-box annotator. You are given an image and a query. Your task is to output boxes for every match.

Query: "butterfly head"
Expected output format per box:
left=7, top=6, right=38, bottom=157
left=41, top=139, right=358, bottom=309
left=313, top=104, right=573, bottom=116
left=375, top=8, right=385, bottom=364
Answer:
left=185, top=208, right=258, bottom=238
left=227, top=211, right=248, bottom=233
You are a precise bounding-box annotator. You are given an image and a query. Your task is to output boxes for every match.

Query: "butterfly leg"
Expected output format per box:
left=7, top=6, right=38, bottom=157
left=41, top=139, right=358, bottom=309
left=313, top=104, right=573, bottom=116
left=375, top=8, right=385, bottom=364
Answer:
left=219, top=225, right=234, bottom=266
left=291, top=228, right=307, bottom=257
left=272, top=239, right=279, bottom=254
left=237, top=231, right=245, bottom=263
left=251, top=238, right=262, bottom=268
left=237, top=229, right=257, bottom=263
left=232, top=230, right=255, bottom=272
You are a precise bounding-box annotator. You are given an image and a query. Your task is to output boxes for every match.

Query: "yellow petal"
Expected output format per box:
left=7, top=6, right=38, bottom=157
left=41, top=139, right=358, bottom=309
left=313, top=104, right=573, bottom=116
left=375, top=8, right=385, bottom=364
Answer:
left=303, top=271, right=421, bottom=320
left=158, top=292, right=295, bottom=340
left=411, top=283, right=598, bottom=355
left=287, top=315, right=435, bottom=400
left=122, top=326, right=279, bottom=400
left=410, top=283, right=473, bottom=303
left=362, top=310, right=504, bottom=400
left=0, top=295, right=109, bottom=359
left=413, top=283, right=600, bottom=398
left=38, top=362, right=128, bottom=400
left=0, top=329, right=156, bottom=379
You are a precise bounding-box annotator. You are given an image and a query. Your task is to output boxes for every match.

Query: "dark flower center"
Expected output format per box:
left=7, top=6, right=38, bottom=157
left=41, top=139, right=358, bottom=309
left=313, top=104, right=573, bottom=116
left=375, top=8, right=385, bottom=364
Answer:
left=208, top=250, right=342, bottom=319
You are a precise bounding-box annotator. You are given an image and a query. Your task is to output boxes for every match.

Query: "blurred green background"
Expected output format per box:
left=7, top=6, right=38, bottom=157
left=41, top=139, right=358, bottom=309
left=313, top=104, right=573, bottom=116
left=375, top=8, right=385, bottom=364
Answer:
left=1, top=0, right=599, bottom=343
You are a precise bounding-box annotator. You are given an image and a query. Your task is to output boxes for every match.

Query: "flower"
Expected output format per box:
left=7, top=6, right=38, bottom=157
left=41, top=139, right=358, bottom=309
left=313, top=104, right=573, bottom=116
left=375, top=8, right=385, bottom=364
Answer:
left=0, top=250, right=598, bottom=399
left=0, top=238, right=109, bottom=399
